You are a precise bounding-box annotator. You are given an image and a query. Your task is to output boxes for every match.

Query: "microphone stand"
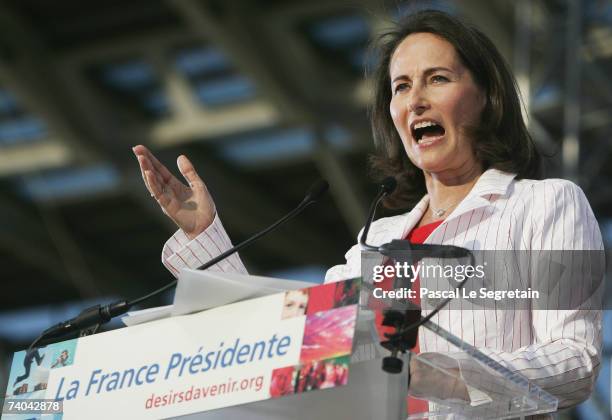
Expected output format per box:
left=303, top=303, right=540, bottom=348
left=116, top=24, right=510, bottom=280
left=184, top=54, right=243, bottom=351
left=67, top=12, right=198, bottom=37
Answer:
left=358, top=178, right=475, bottom=374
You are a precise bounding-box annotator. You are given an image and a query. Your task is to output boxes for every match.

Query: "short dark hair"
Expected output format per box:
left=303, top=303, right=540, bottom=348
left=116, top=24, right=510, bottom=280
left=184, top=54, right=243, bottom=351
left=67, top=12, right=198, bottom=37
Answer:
left=369, top=10, right=541, bottom=210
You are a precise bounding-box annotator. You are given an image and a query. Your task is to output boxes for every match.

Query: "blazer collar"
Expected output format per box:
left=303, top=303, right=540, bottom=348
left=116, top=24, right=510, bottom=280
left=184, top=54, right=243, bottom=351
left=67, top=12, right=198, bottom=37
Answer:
left=465, top=168, right=516, bottom=198
left=394, top=168, right=517, bottom=240
left=442, top=168, right=515, bottom=224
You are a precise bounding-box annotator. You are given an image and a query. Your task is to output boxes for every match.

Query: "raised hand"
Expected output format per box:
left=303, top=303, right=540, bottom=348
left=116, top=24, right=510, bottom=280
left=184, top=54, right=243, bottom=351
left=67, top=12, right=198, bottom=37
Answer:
left=133, top=145, right=215, bottom=240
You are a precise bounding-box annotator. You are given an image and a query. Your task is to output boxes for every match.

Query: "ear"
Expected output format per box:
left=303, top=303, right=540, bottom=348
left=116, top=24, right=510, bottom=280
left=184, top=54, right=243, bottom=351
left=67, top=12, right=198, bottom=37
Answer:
left=477, top=87, right=487, bottom=112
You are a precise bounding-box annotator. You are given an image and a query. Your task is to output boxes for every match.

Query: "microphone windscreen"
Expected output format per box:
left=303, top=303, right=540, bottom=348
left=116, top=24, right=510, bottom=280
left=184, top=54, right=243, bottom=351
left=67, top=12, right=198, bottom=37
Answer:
left=381, top=177, right=398, bottom=194
left=304, top=179, right=329, bottom=203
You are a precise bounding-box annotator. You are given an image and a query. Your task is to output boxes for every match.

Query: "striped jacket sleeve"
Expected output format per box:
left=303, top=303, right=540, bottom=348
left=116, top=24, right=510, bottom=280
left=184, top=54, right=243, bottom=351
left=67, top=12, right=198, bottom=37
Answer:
left=481, top=180, right=603, bottom=408
left=161, top=212, right=248, bottom=277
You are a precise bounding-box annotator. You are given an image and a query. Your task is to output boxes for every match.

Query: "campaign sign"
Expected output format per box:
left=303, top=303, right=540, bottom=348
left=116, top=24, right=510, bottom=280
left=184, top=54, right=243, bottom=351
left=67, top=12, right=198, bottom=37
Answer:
left=4, top=278, right=360, bottom=419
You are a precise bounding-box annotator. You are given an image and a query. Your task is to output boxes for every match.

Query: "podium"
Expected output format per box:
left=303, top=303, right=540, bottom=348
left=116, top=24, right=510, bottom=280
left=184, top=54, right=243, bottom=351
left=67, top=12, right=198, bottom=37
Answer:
left=5, top=271, right=559, bottom=420
left=178, top=304, right=558, bottom=420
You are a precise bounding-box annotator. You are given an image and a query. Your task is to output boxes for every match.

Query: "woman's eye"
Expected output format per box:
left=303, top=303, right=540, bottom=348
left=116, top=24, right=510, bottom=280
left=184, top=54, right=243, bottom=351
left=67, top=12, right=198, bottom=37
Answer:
left=431, top=75, right=449, bottom=83
left=394, top=83, right=410, bottom=94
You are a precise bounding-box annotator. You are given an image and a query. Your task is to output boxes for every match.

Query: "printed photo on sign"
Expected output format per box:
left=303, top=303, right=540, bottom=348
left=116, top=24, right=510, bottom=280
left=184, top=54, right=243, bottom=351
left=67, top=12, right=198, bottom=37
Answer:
left=281, top=289, right=309, bottom=319
left=269, top=366, right=297, bottom=398
left=300, top=305, right=357, bottom=364
left=306, top=278, right=360, bottom=315
left=6, top=339, right=78, bottom=398
left=296, top=355, right=350, bottom=392
left=269, top=355, right=350, bottom=399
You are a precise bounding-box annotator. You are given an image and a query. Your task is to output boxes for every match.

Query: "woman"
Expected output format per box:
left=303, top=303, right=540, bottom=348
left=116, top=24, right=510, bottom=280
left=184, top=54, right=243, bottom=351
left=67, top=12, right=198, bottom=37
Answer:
left=133, top=10, right=602, bottom=410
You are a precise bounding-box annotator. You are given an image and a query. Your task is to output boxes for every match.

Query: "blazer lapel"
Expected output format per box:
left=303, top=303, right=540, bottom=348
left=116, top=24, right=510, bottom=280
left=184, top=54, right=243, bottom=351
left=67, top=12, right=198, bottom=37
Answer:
left=426, top=169, right=516, bottom=243
left=371, top=195, right=429, bottom=245
left=399, top=195, right=429, bottom=238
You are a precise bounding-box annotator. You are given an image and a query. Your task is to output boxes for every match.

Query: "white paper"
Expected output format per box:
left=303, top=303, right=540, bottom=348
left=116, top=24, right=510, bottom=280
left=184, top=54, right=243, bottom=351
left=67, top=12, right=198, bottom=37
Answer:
left=121, top=271, right=315, bottom=326
left=171, top=269, right=313, bottom=316
left=122, top=305, right=173, bottom=326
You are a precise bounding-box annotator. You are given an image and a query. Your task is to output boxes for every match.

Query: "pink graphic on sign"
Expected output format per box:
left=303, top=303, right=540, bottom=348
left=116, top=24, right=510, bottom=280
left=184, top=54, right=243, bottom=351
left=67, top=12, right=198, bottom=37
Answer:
left=269, top=366, right=296, bottom=398
left=299, top=305, right=357, bottom=364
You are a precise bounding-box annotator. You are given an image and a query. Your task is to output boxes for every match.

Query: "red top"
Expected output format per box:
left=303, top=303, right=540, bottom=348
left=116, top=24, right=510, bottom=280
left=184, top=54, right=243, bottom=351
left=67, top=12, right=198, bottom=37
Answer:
left=373, top=219, right=443, bottom=331
left=403, top=220, right=444, bottom=309
left=404, top=220, right=443, bottom=413
left=406, top=220, right=443, bottom=244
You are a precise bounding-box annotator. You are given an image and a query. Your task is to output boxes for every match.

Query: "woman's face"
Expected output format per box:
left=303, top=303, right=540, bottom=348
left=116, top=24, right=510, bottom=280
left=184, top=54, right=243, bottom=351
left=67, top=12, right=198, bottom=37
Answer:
left=281, top=290, right=308, bottom=319
left=389, top=33, right=485, bottom=176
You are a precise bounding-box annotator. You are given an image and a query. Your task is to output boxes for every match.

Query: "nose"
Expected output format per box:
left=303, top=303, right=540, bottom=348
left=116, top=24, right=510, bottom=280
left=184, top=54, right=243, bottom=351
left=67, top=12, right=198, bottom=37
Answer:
left=407, top=86, right=429, bottom=115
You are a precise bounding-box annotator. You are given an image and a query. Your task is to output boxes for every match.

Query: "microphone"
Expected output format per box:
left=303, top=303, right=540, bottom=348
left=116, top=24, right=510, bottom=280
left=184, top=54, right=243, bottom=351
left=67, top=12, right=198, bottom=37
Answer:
left=360, top=177, right=470, bottom=261
left=300, top=179, right=329, bottom=205
left=378, top=240, right=471, bottom=263
left=360, top=177, right=397, bottom=252
left=30, top=179, right=330, bottom=349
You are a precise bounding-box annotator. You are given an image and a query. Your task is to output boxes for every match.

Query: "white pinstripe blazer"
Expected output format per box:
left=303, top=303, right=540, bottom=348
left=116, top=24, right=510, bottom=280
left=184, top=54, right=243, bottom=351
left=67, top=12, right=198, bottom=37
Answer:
left=161, top=168, right=603, bottom=409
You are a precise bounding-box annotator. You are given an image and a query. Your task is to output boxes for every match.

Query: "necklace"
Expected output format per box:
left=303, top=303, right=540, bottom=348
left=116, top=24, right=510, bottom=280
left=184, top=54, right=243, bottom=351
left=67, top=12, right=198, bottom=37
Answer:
left=431, top=201, right=458, bottom=218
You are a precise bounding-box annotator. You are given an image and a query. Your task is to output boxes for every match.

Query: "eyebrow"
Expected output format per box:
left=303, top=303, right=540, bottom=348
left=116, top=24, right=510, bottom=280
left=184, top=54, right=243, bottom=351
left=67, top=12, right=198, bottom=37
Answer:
left=391, top=66, right=453, bottom=84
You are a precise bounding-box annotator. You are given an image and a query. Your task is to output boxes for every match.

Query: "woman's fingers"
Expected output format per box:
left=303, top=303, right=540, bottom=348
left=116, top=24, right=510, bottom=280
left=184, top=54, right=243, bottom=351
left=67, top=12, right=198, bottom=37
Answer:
left=177, top=154, right=212, bottom=202
left=133, top=145, right=175, bottom=184
left=145, top=169, right=175, bottom=213
left=132, top=144, right=174, bottom=183
left=177, top=155, right=204, bottom=189
left=144, top=169, right=163, bottom=198
left=137, top=155, right=154, bottom=194
left=137, top=154, right=168, bottom=197
left=134, top=145, right=181, bottom=196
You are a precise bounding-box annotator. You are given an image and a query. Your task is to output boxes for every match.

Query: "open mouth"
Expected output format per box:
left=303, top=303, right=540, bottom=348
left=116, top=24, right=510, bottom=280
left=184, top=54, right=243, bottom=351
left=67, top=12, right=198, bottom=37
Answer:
left=411, top=121, right=446, bottom=143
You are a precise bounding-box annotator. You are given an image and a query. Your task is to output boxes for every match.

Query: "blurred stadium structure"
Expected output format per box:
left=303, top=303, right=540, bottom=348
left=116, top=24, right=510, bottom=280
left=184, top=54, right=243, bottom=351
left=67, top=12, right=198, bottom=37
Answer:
left=0, top=0, right=610, bottom=417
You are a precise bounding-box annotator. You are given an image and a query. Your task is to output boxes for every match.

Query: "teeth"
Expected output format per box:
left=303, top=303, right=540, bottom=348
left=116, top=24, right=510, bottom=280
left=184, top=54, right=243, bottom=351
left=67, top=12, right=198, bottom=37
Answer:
left=413, top=120, right=437, bottom=130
